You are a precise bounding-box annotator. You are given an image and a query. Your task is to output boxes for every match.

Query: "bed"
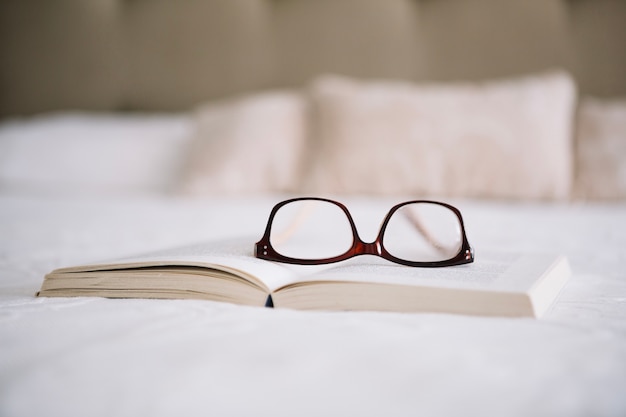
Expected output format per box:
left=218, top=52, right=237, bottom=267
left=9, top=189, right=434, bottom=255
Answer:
left=2, top=1, right=626, bottom=416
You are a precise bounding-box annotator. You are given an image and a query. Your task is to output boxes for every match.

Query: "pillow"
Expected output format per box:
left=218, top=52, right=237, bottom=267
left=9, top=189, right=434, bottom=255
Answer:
left=573, top=98, right=626, bottom=200
left=302, top=72, right=576, bottom=199
left=180, top=91, right=308, bottom=195
left=0, top=113, right=192, bottom=196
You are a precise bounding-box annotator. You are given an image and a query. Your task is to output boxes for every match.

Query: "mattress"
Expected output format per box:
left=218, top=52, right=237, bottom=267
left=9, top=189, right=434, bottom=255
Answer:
left=1, top=192, right=625, bottom=417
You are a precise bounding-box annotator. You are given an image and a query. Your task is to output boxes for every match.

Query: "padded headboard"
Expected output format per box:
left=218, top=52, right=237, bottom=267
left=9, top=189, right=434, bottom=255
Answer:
left=1, top=0, right=625, bottom=117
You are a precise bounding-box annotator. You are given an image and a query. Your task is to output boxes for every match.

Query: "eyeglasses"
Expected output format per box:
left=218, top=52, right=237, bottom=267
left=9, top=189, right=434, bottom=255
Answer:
left=255, top=197, right=474, bottom=267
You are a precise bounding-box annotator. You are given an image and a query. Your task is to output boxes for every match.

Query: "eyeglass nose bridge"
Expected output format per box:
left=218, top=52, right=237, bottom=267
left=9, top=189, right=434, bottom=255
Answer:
left=353, top=239, right=383, bottom=257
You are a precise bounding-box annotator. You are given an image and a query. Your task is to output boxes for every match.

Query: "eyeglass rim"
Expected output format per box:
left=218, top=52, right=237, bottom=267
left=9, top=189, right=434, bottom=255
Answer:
left=254, top=197, right=474, bottom=267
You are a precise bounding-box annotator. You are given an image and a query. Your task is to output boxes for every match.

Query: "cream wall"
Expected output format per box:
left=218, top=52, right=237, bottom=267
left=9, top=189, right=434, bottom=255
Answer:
left=1, top=0, right=625, bottom=117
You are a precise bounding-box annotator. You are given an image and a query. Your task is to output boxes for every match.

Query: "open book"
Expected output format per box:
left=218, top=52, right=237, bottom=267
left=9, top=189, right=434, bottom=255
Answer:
left=38, top=238, right=570, bottom=318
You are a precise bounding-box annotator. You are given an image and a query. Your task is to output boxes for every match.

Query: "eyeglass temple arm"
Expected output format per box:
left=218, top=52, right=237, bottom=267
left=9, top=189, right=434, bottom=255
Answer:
left=269, top=200, right=318, bottom=246
left=402, top=208, right=454, bottom=255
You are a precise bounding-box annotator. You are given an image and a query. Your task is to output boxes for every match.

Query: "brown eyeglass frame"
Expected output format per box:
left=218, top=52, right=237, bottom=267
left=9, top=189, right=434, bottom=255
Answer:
left=255, top=197, right=474, bottom=267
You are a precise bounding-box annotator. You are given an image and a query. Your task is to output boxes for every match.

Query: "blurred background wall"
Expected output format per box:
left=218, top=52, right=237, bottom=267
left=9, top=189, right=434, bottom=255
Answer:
left=1, top=0, right=625, bottom=118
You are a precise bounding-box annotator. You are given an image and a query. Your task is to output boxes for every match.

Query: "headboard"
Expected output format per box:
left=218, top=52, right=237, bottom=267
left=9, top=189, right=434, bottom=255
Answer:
left=1, top=0, right=625, bottom=117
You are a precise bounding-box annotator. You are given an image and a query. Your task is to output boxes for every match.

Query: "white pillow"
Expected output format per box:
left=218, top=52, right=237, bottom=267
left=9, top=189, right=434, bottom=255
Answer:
left=573, top=98, right=626, bottom=200
left=180, top=91, right=308, bottom=195
left=302, top=72, right=576, bottom=199
left=0, top=113, right=192, bottom=196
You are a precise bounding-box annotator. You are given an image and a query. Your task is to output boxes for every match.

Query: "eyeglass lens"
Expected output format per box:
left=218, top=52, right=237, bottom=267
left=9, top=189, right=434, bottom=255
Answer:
left=269, top=200, right=354, bottom=259
left=383, top=203, right=462, bottom=262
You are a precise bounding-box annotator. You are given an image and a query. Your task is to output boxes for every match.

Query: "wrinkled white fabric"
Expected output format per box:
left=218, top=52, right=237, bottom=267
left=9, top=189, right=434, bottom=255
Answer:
left=1, top=194, right=625, bottom=417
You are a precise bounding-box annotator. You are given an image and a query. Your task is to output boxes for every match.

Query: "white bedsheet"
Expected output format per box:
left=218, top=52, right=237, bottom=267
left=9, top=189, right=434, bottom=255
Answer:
left=1, top=193, right=625, bottom=417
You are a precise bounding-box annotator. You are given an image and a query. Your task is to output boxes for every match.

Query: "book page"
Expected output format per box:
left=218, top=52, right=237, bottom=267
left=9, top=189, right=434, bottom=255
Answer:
left=52, top=237, right=566, bottom=295
left=53, top=237, right=300, bottom=292
left=280, top=252, right=566, bottom=293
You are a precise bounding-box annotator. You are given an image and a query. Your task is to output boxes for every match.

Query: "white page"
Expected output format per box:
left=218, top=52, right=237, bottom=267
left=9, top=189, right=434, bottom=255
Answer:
left=53, top=237, right=565, bottom=294
left=284, top=252, right=567, bottom=293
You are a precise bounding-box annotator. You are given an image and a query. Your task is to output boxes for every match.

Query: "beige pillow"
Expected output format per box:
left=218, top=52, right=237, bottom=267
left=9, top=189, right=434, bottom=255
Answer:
left=573, top=98, right=626, bottom=200
left=302, top=72, right=576, bottom=199
left=181, top=91, right=307, bottom=195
